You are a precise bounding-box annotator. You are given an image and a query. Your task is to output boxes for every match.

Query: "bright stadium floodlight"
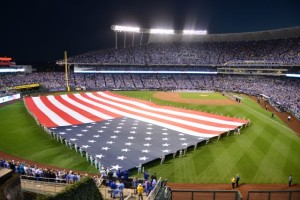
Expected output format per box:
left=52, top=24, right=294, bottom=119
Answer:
left=113, top=25, right=140, bottom=33
left=150, top=28, right=174, bottom=34
left=183, top=30, right=207, bottom=35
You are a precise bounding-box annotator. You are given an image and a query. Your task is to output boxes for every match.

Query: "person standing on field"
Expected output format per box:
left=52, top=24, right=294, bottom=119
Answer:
left=231, top=176, right=236, bottom=188
left=289, top=175, right=292, bottom=187
left=236, top=174, right=240, bottom=187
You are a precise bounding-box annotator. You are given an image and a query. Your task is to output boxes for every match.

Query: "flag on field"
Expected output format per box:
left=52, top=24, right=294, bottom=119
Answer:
left=24, top=91, right=248, bottom=171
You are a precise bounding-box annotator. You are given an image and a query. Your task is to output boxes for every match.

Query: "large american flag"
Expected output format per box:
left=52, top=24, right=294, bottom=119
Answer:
left=24, top=91, right=248, bottom=171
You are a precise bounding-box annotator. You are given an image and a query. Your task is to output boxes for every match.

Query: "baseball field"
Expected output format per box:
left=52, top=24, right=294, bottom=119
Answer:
left=0, top=91, right=299, bottom=186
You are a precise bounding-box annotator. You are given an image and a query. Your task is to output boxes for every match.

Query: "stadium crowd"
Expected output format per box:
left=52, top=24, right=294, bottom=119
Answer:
left=1, top=37, right=300, bottom=116
left=0, top=158, right=85, bottom=184
left=66, top=37, right=300, bottom=65
left=1, top=71, right=299, bottom=116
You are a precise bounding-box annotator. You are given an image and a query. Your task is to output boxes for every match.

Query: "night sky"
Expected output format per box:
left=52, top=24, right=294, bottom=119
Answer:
left=1, top=0, right=300, bottom=63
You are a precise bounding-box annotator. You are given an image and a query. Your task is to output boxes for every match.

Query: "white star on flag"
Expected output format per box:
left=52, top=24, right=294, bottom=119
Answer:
left=125, top=142, right=132, bottom=146
left=146, top=132, right=152, bottom=135
left=72, top=126, right=78, bottom=128
left=102, top=147, right=110, bottom=151
left=147, top=127, right=153, bottom=130
left=98, top=130, right=104, bottom=133
left=142, top=149, right=150, bottom=153
left=66, top=129, right=72, bottom=131
left=96, top=154, right=105, bottom=159
left=147, top=124, right=153, bottom=126
left=76, top=134, right=83, bottom=137
left=180, top=138, right=186, bottom=140
left=128, top=136, right=135, bottom=140
left=119, top=123, right=124, bottom=125
left=121, top=148, right=130, bottom=152
left=179, top=133, right=184, bottom=136
left=132, top=127, right=137, bottom=129
left=133, top=123, right=138, bottom=126
left=162, top=132, right=169, bottom=135
left=105, top=122, right=110, bottom=125
left=145, top=137, right=152, bottom=140
left=116, top=126, right=122, bottom=129
left=130, top=131, right=136, bottom=134
left=139, top=156, right=148, bottom=161
left=111, top=136, right=117, bottom=139
left=114, top=130, right=120, bottom=133
left=86, top=126, right=92, bottom=128
left=82, top=145, right=90, bottom=149
left=88, top=140, right=96, bottom=143
left=59, top=132, right=66, bottom=135
left=111, top=165, right=122, bottom=170
left=101, top=126, right=107, bottom=129
left=162, top=138, right=169, bottom=141
left=162, top=143, right=170, bottom=147
left=162, top=128, right=168, bottom=131
left=182, top=143, right=188, bottom=146
left=117, top=156, right=127, bottom=160
left=70, top=138, right=77, bottom=141
left=107, top=141, right=114, bottom=144
left=93, top=135, right=100, bottom=138
left=51, top=128, right=57, bottom=130
left=144, top=143, right=151, bottom=147
left=82, top=130, right=88, bottom=132
left=162, top=149, right=170, bottom=153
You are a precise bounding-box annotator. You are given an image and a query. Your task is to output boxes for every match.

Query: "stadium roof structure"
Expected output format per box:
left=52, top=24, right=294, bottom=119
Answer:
left=147, top=26, right=300, bottom=43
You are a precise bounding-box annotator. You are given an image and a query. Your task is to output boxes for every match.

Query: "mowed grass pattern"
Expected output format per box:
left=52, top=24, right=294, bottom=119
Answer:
left=0, top=91, right=300, bottom=184
left=116, top=91, right=300, bottom=184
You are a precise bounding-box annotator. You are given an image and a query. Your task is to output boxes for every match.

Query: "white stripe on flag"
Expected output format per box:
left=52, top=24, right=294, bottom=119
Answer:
left=73, top=93, right=219, bottom=138
left=47, top=96, right=94, bottom=124
left=60, top=94, right=114, bottom=120
left=86, top=93, right=229, bottom=132
left=32, top=97, right=71, bottom=126
left=98, top=92, right=244, bottom=126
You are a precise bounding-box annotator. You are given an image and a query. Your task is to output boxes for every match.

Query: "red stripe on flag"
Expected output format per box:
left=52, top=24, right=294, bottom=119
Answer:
left=24, top=97, right=58, bottom=127
left=105, top=91, right=248, bottom=123
left=98, top=92, right=240, bottom=129
left=81, top=93, right=222, bottom=135
left=54, top=95, right=104, bottom=122
left=67, top=94, right=121, bottom=119
left=39, top=96, right=82, bottom=125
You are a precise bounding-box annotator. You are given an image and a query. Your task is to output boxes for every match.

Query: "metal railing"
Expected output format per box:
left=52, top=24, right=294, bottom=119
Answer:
left=20, top=175, right=68, bottom=195
left=247, top=190, right=300, bottom=200
left=171, top=189, right=242, bottom=200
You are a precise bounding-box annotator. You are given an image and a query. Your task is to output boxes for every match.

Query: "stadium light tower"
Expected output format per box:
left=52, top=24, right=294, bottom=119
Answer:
left=111, top=25, right=140, bottom=49
left=150, top=28, right=174, bottom=34
left=183, top=30, right=207, bottom=35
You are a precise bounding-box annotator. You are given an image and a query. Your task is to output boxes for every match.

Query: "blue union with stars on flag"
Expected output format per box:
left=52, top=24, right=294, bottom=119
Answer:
left=51, top=117, right=205, bottom=171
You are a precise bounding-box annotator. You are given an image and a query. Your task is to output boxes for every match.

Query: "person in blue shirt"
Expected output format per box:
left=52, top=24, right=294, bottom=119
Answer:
left=132, top=177, right=138, bottom=195
left=118, top=180, right=125, bottom=200
left=123, top=169, right=129, bottom=181
left=144, top=170, right=149, bottom=181
left=109, top=180, right=117, bottom=198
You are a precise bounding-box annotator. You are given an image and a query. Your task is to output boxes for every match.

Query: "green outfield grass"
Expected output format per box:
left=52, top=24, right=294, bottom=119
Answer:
left=0, top=91, right=300, bottom=184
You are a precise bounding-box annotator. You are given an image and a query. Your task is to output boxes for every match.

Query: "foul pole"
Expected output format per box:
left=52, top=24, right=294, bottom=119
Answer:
left=64, top=51, right=70, bottom=91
